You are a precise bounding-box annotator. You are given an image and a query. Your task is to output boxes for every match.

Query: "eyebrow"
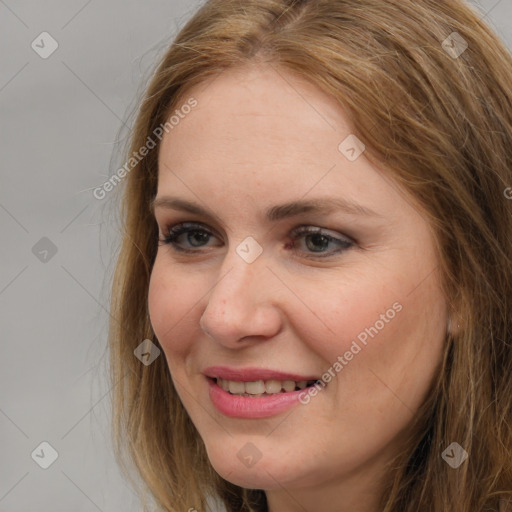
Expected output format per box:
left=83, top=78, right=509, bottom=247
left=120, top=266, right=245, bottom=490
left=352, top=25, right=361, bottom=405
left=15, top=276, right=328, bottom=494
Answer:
left=151, top=196, right=382, bottom=221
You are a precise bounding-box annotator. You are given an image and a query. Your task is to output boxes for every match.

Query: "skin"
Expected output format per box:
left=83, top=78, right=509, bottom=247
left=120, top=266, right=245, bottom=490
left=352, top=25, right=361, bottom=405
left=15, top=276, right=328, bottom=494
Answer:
left=148, top=61, right=449, bottom=512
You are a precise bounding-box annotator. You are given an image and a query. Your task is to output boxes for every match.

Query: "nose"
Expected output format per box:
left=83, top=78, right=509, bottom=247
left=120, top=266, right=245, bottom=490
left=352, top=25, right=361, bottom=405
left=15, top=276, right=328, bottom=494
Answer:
left=199, top=246, right=283, bottom=348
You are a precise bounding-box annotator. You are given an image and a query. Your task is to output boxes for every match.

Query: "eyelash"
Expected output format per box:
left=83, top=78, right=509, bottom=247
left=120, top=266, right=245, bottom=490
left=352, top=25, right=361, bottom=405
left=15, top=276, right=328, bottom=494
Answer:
left=157, top=222, right=354, bottom=259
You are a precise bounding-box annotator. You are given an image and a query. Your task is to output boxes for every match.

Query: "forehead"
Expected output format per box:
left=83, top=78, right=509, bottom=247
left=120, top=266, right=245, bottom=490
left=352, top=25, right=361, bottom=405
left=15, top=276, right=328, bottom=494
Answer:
left=155, top=63, right=420, bottom=226
left=158, top=63, right=359, bottom=181
left=179, top=62, right=348, bottom=125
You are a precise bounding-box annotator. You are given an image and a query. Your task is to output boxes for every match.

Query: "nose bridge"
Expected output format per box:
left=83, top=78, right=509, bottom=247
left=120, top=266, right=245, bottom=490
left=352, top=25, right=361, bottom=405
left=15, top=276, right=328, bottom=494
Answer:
left=199, top=240, right=282, bottom=343
left=205, top=243, right=266, bottom=318
left=212, top=234, right=268, bottom=300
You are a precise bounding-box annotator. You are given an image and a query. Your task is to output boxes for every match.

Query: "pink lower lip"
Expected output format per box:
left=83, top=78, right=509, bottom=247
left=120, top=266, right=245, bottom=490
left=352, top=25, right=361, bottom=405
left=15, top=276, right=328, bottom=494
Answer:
left=207, top=377, right=305, bottom=418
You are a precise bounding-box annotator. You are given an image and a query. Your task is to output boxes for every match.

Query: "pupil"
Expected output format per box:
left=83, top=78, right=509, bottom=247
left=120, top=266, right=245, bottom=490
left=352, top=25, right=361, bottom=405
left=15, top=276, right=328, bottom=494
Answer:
left=306, top=234, right=329, bottom=252
left=189, top=231, right=209, bottom=247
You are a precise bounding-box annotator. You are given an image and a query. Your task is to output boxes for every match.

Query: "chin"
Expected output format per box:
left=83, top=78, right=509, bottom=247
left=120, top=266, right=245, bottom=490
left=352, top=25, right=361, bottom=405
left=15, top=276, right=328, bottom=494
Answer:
left=205, top=444, right=293, bottom=490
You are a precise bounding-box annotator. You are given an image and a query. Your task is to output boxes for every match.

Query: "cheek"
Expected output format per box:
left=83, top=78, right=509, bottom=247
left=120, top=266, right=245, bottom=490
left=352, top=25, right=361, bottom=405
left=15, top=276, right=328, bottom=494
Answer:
left=148, top=258, right=198, bottom=356
left=147, top=260, right=168, bottom=339
left=283, top=267, right=401, bottom=364
left=289, top=264, right=446, bottom=388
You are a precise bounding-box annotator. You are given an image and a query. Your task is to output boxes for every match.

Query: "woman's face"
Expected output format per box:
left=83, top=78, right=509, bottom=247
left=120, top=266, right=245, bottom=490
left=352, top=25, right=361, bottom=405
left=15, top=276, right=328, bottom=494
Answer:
left=148, top=62, right=448, bottom=509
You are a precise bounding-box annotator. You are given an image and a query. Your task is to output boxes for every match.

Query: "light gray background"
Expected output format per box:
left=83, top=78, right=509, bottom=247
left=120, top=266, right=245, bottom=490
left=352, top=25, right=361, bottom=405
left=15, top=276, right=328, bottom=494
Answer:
left=1, top=1, right=510, bottom=511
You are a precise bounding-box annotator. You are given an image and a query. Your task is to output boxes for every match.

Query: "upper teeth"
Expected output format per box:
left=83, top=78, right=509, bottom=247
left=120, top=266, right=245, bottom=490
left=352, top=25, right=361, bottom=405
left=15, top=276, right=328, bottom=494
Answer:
left=216, top=378, right=314, bottom=396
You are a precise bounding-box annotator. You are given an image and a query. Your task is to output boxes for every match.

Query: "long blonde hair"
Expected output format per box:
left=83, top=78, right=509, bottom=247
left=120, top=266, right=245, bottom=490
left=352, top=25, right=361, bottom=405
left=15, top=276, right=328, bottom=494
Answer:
left=108, top=1, right=512, bottom=510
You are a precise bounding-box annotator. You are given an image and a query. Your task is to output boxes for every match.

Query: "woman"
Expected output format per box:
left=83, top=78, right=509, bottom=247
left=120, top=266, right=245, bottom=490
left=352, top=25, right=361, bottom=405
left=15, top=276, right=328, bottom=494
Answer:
left=108, top=0, right=512, bottom=510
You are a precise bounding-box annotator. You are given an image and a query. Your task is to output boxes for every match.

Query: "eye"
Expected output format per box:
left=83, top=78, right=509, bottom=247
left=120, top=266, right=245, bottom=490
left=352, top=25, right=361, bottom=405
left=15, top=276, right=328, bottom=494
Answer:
left=158, top=222, right=354, bottom=258
left=287, top=225, right=353, bottom=258
left=158, top=222, right=221, bottom=253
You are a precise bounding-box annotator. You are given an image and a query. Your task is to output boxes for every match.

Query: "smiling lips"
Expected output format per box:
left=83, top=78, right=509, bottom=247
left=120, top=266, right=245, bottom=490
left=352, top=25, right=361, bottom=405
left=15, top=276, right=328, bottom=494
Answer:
left=203, top=365, right=322, bottom=418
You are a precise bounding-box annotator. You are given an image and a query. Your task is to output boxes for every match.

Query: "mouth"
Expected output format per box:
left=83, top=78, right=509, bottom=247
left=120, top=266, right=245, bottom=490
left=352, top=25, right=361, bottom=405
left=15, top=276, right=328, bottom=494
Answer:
left=205, top=374, right=324, bottom=418
left=203, top=366, right=324, bottom=418
left=209, top=377, right=320, bottom=397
